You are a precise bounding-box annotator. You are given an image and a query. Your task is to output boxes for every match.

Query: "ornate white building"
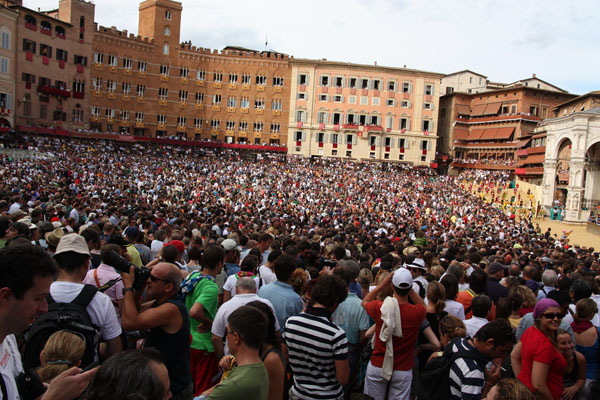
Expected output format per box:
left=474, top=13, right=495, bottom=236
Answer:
left=540, top=95, right=600, bottom=222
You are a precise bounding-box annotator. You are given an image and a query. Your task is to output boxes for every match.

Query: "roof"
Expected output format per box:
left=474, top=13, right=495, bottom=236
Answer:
left=444, top=69, right=487, bottom=79
left=223, top=45, right=260, bottom=53
left=291, top=58, right=445, bottom=78
left=508, top=76, right=568, bottom=93
left=553, top=92, right=600, bottom=109
left=9, top=4, right=73, bottom=26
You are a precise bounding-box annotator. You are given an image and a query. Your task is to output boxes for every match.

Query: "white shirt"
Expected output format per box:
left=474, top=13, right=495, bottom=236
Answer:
left=463, top=316, right=489, bottom=338
left=0, top=335, right=23, bottom=400
left=222, top=275, right=261, bottom=298
left=258, top=265, right=277, bottom=285
left=444, top=299, right=466, bottom=320
left=50, top=282, right=122, bottom=347
left=412, top=276, right=429, bottom=297
left=211, top=293, right=279, bottom=355
left=564, top=303, right=600, bottom=327
left=150, top=239, right=164, bottom=259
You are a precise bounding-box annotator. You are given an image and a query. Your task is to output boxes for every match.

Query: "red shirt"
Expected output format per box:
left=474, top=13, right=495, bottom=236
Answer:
left=364, top=300, right=426, bottom=371
left=518, top=326, right=566, bottom=400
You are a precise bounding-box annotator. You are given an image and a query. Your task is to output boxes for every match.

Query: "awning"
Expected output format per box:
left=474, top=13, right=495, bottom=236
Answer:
left=522, top=154, right=545, bottom=165
left=483, top=103, right=502, bottom=115
left=453, top=128, right=469, bottom=140
left=516, top=138, right=531, bottom=148
left=471, top=104, right=487, bottom=116
left=479, top=128, right=499, bottom=140
left=469, top=128, right=486, bottom=140
left=455, top=104, right=470, bottom=115
left=495, top=127, right=515, bottom=140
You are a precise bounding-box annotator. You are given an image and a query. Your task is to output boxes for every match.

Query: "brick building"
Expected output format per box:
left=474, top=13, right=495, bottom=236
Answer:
left=9, top=0, right=94, bottom=132
left=438, top=77, right=576, bottom=181
left=0, top=4, right=18, bottom=129
left=90, top=0, right=291, bottom=144
left=288, top=59, right=444, bottom=164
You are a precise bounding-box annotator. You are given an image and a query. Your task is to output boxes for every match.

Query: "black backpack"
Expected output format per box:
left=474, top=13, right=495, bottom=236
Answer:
left=23, top=285, right=100, bottom=370
left=416, top=339, right=487, bottom=400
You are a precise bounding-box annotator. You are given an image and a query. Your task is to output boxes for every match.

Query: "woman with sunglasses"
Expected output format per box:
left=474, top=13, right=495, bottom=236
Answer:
left=511, top=298, right=567, bottom=400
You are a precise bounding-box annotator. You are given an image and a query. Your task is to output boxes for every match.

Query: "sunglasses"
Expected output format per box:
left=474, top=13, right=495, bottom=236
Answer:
left=150, top=275, right=171, bottom=284
left=542, top=313, right=565, bottom=320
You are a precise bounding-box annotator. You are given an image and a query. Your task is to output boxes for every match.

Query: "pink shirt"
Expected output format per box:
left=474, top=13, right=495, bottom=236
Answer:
left=83, top=264, right=124, bottom=321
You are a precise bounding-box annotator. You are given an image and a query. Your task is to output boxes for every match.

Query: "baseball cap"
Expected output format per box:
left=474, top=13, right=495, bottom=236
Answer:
left=488, top=262, right=508, bottom=275
left=392, top=268, right=413, bottom=289
left=54, top=234, right=90, bottom=256
left=221, top=239, right=238, bottom=252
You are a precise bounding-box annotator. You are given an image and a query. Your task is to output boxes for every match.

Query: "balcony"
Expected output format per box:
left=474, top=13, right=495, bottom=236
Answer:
left=257, top=84, right=265, bottom=92
left=242, top=84, right=250, bottom=90
left=107, top=92, right=116, bottom=99
left=138, top=71, right=146, bottom=78
left=179, top=102, right=187, bottom=108
left=213, top=82, right=222, bottom=88
left=25, top=22, right=36, bottom=31
left=274, top=86, right=282, bottom=93
left=366, top=125, right=383, bottom=132
left=93, top=89, right=101, bottom=97
left=177, top=125, right=186, bottom=132
left=240, top=107, right=248, bottom=113
left=73, top=91, right=84, bottom=99
left=158, top=98, right=167, bottom=106
left=255, top=108, right=264, bottom=115
left=195, top=103, right=203, bottom=110
left=343, top=123, right=358, bottom=130
left=77, top=64, right=84, bottom=73
left=94, top=63, right=103, bottom=70
left=124, top=69, right=132, bottom=75
left=180, top=78, right=188, bottom=84
left=196, top=79, right=205, bottom=86
left=109, top=66, right=117, bottom=72
left=58, top=60, right=65, bottom=69
left=37, top=85, right=71, bottom=98
left=160, top=74, right=169, bottom=82
left=212, top=105, right=221, bottom=112
left=229, top=83, right=237, bottom=89
left=122, top=94, right=130, bottom=101
left=227, top=106, right=236, bottom=112
left=272, top=110, right=281, bottom=116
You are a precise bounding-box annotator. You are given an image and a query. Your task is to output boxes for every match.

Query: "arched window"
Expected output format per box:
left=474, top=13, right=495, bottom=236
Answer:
left=164, top=26, right=170, bottom=36
left=163, top=43, right=169, bottom=55
left=80, top=16, right=85, bottom=27
left=24, top=15, right=36, bottom=30
left=40, top=21, right=51, bottom=32
left=165, top=10, right=171, bottom=20
left=55, top=26, right=66, bottom=38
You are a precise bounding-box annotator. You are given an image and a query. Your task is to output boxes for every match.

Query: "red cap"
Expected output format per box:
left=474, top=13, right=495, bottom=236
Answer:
left=164, top=240, right=185, bottom=254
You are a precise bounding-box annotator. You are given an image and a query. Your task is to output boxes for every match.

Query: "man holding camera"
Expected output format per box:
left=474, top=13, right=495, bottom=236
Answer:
left=121, top=262, right=193, bottom=400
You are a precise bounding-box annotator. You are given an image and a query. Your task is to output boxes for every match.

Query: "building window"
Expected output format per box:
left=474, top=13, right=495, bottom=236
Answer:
left=334, top=95, right=344, bottom=103
left=177, top=116, right=186, bottom=126
left=387, top=80, right=397, bottom=91
left=297, top=93, right=307, bottom=100
left=360, top=96, right=368, bottom=105
left=298, top=74, right=308, bottom=85
left=270, top=123, right=280, bottom=133
left=106, top=108, right=115, bottom=119
left=227, top=97, right=236, bottom=107
left=386, top=99, right=396, bottom=106
left=372, top=97, right=380, bottom=106
left=56, top=48, right=68, bottom=61
left=242, top=74, right=251, bottom=84
left=400, top=100, right=410, bottom=108
left=424, top=102, right=434, bottom=110
left=0, top=57, right=8, bottom=74
left=273, top=76, right=284, bottom=86
left=271, top=99, right=282, bottom=110
left=94, top=52, right=104, bottom=64
left=212, top=94, right=221, bottom=105
left=122, top=82, right=131, bottom=94
left=107, top=55, right=117, bottom=66
left=165, top=10, right=171, bottom=20
left=93, top=77, right=103, bottom=90
left=317, top=111, right=328, bottom=124
left=349, top=77, right=357, bottom=88
left=179, top=67, right=189, bottom=78
left=226, top=120, right=235, bottom=130
left=402, top=82, right=412, bottom=93
left=254, top=98, right=265, bottom=109
left=72, top=80, right=84, bottom=93
left=334, top=76, right=344, bottom=88
left=211, top=120, right=220, bottom=129
left=320, top=75, right=329, bottom=87
left=106, top=80, right=116, bottom=93
left=136, top=85, right=145, bottom=97
left=197, top=70, right=205, bottom=81
left=135, top=112, right=144, bottom=122
left=91, top=106, right=101, bottom=117
left=372, top=79, right=381, bottom=90
left=138, top=61, right=147, bottom=71
left=229, top=73, right=238, bottom=83
left=360, top=78, right=369, bottom=89
left=296, top=110, right=306, bottom=123
left=253, top=122, right=263, bottom=132
left=424, top=84, right=435, bottom=95
left=157, top=114, right=167, bottom=124
left=239, top=121, right=248, bottom=131
left=240, top=97, right=249, bottom=108
left=1, top=31, right=10, bottom=50
left=40, top=44, right=52, bottom=57
left=423, top=120, right=432, bottom=132
left=400, top=117, right=410, bottom=131
left=194, top=118, right=202, bottom=128
left=158, top=87, right=168, bottom=100
left=319, top=94, right=328, bottom=102
left=164, top=26, right=170, bottom=36
left=214, top=72, right=223, bottom=83
left=255, top=75, right=267, bottom=85
left=160, top=64, right=169, bottom=75
left=162, top=43, right=169, bottom=55
left=74, top=54, right=87, bottom=66
left=179, top=90, right=188, bottom=102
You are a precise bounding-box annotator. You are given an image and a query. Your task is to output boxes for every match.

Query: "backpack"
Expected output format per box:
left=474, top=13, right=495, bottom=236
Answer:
left=414, top=280, right=426, bottom=298
left=416, top=339, right=487, bottom=400
left=23, top=285, right=100, bottom=370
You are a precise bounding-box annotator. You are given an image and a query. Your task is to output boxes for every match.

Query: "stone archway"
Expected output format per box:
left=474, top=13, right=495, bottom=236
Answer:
left=583, top=141, right=600, bottom=213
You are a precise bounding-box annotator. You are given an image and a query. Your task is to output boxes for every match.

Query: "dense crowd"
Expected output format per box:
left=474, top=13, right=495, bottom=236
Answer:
left=1, top=133, right=600, bottom=400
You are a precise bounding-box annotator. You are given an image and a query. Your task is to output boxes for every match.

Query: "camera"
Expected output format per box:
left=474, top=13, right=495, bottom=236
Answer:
left=104, top=250, right=151, bottom=291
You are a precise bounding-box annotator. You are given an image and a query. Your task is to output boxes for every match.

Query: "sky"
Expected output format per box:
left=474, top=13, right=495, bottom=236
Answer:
left=24, top=0, right=600, bottom=95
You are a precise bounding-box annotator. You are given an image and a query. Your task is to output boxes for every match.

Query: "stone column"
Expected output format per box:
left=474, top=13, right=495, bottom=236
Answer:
left=541, top=159, right=557, bottom=215
left=565, top=160, right=585, bottom=221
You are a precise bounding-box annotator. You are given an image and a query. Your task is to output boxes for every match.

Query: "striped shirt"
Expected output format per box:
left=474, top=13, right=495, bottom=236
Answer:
left=284, top=306, right=348, bottom=400
left=449, top=338, right=486, bottom=400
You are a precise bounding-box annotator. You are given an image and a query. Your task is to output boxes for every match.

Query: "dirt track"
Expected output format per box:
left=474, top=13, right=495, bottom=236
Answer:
left=533, top=219, right=599, bottom=249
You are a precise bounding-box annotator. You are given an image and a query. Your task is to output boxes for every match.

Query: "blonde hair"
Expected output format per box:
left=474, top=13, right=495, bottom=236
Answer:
left=430, top=265, right=445, bottom=280
left=374, top=270, right=393, bottom=300
left=510, top=285, right=537, bottom=308
left=36, top=330, right=85, bottom=383
left=439, top=315, right=467, bottom=340
left=292, top=267, right=308, bottom=295
left=427, top=281, right=446, bottom=315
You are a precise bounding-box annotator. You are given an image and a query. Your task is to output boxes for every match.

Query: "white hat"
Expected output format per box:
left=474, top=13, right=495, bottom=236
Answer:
left=392, top=268, right=413, bottom=289
left=406, top=258, right=426, bottom=270
left=54, top=234, right=90, bottom=256
left=221, top=238, right=238, bottom=251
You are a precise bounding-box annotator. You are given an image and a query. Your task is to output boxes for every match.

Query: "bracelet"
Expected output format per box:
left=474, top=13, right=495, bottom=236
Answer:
left=122, top=287, right=134, bottom=295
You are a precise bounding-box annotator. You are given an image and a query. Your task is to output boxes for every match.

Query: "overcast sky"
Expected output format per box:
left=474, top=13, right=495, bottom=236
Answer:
left=25, top=0, right=600, bottom=95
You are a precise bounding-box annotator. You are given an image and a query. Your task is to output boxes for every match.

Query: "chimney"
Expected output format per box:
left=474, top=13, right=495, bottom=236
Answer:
left=532, top=73, right=536, bottom=78
left=374, top=61, right=377, bottom=66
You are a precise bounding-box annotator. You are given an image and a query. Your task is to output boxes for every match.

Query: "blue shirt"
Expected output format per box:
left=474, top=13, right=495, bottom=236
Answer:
left=224, top=263, right=240, bottom=277
left=332, top=293, right=371, bottom=345
left=258, top=281, right=303, bottom=331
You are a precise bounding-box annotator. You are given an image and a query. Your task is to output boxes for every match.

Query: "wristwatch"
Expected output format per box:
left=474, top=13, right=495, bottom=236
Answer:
left=122, top=287, right=134, bottom=295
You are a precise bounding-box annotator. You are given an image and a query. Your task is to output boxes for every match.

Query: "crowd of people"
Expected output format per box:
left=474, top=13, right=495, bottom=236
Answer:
left=1, top=132, right=600, bottom=400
